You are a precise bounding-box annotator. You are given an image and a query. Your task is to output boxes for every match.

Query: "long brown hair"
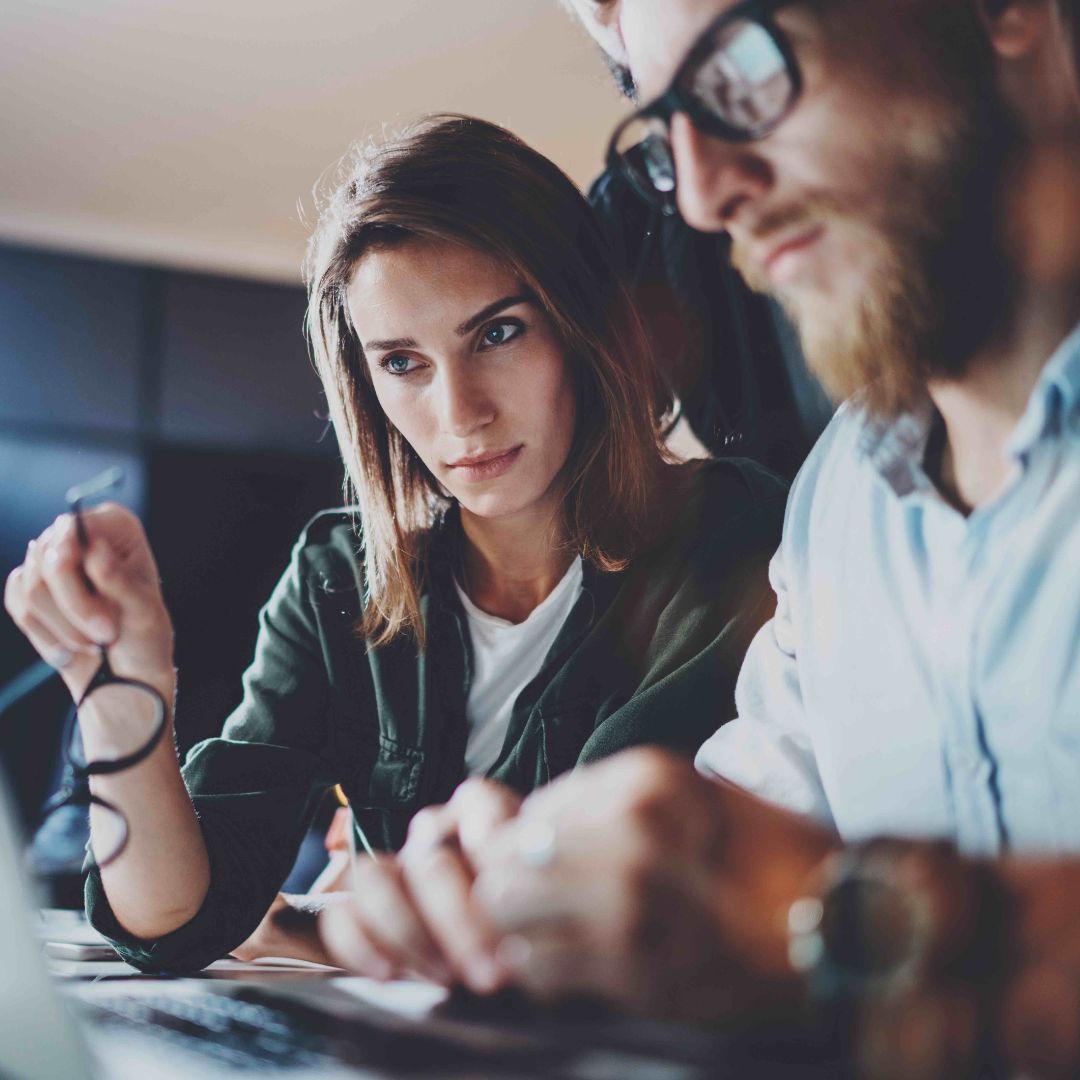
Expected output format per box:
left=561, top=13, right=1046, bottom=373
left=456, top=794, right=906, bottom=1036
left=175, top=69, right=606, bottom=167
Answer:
left=306, top=114, right=666, bottom=646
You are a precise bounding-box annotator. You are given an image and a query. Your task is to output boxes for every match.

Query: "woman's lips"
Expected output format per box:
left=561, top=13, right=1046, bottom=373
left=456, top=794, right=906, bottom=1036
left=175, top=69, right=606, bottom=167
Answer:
left=447, top=445, right=523, bottom=483
left=763, top=225, right=825, bottom=285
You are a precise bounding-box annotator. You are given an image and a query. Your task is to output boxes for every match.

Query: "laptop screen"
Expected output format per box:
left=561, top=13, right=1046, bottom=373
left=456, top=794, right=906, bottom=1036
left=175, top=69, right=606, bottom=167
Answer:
left=0, top=775, right=93, bottom=1080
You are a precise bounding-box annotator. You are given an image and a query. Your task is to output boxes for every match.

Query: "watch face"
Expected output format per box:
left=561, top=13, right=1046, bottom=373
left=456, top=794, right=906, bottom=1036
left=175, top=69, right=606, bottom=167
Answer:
left=822, top=875, right=921, bottom=980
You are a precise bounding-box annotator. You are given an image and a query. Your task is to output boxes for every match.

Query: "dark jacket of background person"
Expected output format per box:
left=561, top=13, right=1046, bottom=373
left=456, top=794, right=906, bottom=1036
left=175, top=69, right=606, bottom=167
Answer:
left=589, top=168, right=834, bottom=478
left=85, top=458, right=785, bottom=973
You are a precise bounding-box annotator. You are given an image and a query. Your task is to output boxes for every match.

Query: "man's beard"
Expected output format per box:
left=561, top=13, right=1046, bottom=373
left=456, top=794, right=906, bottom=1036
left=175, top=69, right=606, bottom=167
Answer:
left=731, top=65, right=1014, bottom=420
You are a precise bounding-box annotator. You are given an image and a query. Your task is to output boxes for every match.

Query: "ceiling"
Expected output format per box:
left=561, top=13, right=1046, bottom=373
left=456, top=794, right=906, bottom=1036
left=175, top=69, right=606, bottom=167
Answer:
left=0, top=0, right=626, bottom=284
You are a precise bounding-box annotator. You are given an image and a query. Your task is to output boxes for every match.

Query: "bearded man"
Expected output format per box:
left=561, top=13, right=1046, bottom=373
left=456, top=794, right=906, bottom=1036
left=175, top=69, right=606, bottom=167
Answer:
left=322, top=2, right=1080, bottom=1074
left=580, top=4, right=833, bottom=477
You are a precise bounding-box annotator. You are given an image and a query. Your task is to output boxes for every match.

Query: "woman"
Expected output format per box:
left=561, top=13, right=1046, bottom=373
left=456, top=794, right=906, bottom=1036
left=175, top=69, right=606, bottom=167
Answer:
left=4, top=116, right=784, bottom=979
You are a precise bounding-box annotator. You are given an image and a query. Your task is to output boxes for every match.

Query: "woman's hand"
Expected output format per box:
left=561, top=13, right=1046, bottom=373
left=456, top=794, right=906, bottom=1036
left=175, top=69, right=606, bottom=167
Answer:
left=4, top=503, right=175, bottom=703
left=319, top=779, right=522, bottom=989
left=231, top=892, right=350, bottom=967
left=6, top=502, right=209, bottom=942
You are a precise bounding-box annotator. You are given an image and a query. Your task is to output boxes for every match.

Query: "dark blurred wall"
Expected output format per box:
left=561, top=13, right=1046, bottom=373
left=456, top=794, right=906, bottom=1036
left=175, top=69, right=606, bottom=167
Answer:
left=0, top=243, right=344, bottom=826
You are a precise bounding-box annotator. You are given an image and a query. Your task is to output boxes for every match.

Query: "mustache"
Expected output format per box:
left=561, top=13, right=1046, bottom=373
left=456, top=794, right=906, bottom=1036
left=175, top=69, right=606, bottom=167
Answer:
left=734, top=195, right=854, bottom=248
left=728, top=196, right=851, bottom=292
left=741, top=204, right=821, bottom=244
left=728, top=207, right=811, bottom=293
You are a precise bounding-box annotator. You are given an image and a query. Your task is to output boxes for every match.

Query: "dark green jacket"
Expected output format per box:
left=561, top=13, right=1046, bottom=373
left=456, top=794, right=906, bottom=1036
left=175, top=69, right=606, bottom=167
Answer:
left=87, top=459, right=785, bottom=973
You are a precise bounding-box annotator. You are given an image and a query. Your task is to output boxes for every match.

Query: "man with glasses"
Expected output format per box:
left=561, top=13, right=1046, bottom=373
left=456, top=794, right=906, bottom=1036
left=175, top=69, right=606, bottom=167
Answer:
left=571, top=2, right=832, bottom=477
left=324, top=2, right=1080, bottom=1074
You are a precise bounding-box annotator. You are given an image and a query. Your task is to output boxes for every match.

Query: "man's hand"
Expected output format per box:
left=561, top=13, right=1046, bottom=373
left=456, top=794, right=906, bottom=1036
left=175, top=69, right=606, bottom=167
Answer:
left=471, top=748, right=837, bottom=1021
left=319, top=779, right=522, bottom=989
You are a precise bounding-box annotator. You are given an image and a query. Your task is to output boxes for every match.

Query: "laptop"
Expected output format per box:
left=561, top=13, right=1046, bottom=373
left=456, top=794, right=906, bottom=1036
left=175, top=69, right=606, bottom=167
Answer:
left=0, top=772, right=839, bottom=1079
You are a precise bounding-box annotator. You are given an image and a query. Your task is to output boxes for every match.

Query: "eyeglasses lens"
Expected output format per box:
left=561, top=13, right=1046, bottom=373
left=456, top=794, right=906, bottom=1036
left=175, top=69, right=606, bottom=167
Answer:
left=69, top=682, right=162, bottom=867
left=685, top=19, right=793, bottom=134
left=71, top=683, right=166, bottom=769
left=88, top=800, right=129, bottom=868
left=613, top=116, right=677, bottom=210
left=614, top=18, right=795, bottom=207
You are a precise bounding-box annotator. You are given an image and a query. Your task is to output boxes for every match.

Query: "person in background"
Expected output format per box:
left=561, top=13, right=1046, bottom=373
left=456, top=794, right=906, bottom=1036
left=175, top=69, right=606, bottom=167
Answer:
left=567, top=0, right=833, bottom=477
left=4, top=115, right=784, bottom=980
left=322, top=4, right=1080, bottom=1077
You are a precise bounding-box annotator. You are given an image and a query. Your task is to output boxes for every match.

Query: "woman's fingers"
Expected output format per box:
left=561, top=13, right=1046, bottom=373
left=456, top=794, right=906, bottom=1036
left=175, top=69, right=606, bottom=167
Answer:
left=5, top=563, right=97, bottom=665
left=6, top=515, right=120, bottom=647
left=344, top=857, right=453, bottom=984
left=39, top=518, right=119, bottom=642
left=16, top=608, right=79, bottom=672
left=80, top=503, right=165, bottom=600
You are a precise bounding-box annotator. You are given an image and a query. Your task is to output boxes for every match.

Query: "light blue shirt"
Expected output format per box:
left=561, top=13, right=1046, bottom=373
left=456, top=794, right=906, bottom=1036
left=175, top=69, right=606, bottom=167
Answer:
left=697, top=322, right=1080, bottom=856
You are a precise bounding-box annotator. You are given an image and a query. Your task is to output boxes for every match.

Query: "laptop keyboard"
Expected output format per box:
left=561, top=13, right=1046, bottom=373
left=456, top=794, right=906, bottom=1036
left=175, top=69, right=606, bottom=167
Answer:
left=85, top=989, right=338, bottom=1071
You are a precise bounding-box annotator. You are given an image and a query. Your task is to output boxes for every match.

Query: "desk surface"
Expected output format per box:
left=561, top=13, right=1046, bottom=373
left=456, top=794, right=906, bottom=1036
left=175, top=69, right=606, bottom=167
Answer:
left=41, top=910, right=841, bottom=1079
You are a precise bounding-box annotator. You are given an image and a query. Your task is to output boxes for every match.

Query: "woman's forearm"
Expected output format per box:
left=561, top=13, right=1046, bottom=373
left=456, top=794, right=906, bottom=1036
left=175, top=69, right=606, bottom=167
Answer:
left=85, top=676, right=211, bottom=941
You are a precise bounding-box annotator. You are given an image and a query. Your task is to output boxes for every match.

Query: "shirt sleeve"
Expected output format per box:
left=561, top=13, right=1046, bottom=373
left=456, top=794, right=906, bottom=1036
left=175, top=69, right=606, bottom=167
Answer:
left=695, top=540, right=835, bottom=829
left=85, top=532, right=339, bottom=973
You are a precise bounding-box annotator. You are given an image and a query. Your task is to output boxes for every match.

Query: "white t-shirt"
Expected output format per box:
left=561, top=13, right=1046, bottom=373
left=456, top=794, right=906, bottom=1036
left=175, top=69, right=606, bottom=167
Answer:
left=455, top=557, right=584, bottom=777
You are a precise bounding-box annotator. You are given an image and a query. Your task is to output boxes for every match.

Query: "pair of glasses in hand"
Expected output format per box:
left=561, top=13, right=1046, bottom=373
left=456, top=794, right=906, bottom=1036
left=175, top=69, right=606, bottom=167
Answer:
left=36, top=467, right=168, bottom=870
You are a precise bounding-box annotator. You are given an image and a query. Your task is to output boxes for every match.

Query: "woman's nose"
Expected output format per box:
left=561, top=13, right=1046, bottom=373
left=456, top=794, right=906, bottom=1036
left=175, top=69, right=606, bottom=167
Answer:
left=437, top=367, right=496, bottom=438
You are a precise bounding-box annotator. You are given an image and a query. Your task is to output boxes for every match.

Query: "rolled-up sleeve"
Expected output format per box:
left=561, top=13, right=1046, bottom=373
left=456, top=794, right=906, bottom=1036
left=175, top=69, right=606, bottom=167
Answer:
left=694, top=466, right=837, bottom=831
left=86, top=532, right=339, bottom=973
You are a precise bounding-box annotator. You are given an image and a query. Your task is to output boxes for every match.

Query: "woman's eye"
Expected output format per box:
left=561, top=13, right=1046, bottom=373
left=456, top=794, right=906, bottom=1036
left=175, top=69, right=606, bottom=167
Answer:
left=480, top=320, right=523, bottom=348
left=381, top=354, right=420, bottom=376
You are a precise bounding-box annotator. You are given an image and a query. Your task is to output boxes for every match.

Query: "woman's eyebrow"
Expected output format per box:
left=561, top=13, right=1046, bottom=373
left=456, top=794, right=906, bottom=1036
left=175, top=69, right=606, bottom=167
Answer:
left=363, top=293, right=535, bottom=353
left=455, top=293, right=535, bottom=336
left=363, top=335, right=418, bottom=352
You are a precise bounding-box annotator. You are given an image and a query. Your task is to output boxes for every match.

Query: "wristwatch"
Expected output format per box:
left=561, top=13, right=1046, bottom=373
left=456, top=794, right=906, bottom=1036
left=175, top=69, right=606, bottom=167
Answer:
left=786, top=841, right=937, bottom=1000
left=788, top=839, right=1009, bottom=1003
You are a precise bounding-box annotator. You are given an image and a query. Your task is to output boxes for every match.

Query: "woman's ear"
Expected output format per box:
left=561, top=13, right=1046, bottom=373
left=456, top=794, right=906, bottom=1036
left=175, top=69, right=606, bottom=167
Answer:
left=975, top=0, right=1056, bottom=60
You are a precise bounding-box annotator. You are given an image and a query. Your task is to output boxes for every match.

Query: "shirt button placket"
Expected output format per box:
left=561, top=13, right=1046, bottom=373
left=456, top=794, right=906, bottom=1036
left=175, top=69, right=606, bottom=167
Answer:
left=952, top=521, right=1005, bottom=855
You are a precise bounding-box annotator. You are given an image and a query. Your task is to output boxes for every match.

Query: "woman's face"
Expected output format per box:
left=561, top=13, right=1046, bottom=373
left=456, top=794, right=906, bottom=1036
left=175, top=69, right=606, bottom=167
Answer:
left=347, top=238, right=577, bottom=526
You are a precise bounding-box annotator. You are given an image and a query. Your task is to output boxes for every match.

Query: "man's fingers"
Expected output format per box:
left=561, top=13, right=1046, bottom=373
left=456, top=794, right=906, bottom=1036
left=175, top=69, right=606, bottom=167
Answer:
left=493, top=925, right=637, bottom=1006
left=449, top=780, right=522, bottom=866
left=348, top=858, right=452, bottom=984
left=404, top=780, right=522, bottom=872
left=319, top=899, right=400, bottom=981
left=402, top=840, right=505, bottom=993
left=473, top=854, right=604, bottom=935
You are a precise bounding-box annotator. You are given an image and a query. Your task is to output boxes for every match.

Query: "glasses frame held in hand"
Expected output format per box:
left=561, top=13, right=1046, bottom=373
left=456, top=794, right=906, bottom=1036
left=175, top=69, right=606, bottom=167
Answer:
left=605, top=0, right=804, bottom=214
left=36, top=468, right=169, bottom=871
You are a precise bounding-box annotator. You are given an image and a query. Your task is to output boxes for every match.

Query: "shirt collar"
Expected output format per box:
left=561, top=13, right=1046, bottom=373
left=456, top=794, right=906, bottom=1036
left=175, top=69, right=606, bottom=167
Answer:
left=856, top=396, right=939, bottom=499
left=1005, top=320, right=1080, bottom=459
left=856, top=320, right=1080, bottom=497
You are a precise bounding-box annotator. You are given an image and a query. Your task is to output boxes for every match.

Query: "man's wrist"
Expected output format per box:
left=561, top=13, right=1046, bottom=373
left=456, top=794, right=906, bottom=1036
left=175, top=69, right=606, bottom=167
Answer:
left=993, top=860, right=1080, bottom=1076
left=787, top=841, right=1009, bottom=1001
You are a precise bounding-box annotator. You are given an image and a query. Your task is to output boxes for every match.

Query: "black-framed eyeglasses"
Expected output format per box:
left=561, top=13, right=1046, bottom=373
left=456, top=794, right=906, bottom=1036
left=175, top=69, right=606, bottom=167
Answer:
left=36, top=468, right=168, bottom=870
left=606, top=0, right=804, bottom=215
